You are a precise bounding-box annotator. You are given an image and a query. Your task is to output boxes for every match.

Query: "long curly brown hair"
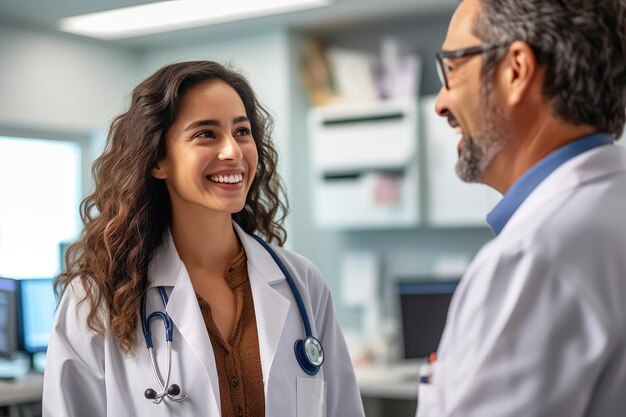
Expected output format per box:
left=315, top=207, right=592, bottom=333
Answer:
left=55, top=61, right=288, bottom=355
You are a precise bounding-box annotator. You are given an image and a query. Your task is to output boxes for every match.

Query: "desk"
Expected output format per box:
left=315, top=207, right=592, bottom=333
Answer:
left=0, top=374, right=43, bottom=407
left=355, top=363, right=420, bottom=417
left=0, top=374, right=43, bottom=417
left=1, top=367, right=417, bottom=417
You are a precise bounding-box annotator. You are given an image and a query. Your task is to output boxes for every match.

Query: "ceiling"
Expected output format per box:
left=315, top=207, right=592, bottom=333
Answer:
left=0, top=0, right=456, bottom=50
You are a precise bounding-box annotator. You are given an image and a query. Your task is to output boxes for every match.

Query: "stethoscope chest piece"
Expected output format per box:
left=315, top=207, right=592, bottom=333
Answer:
left=295, top=336, right=324, bottom=375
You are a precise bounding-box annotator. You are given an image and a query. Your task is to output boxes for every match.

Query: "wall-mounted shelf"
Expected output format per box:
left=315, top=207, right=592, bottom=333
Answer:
left=308, top=100, right=420, bottom=229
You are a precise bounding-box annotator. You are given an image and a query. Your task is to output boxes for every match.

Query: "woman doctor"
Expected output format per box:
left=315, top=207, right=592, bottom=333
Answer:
left=43, top=61, right=365, bottom=417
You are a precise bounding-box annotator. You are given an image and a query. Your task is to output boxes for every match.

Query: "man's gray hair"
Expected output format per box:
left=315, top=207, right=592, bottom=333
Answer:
left=473, top=0, right=626, bottom=139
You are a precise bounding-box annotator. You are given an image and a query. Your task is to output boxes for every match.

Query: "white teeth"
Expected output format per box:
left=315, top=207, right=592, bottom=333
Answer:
left=208, top=173, right=243, bottom=184
left=454, top=127, right=463, bottom=135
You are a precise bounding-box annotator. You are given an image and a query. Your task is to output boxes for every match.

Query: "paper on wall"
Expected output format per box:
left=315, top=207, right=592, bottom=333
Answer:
left=340, top=251, right=379, bottom=306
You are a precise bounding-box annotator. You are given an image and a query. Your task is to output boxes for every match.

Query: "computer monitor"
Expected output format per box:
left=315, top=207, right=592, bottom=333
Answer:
left=17, top=278, right=57, bottom=353
left=397, top=279, right=459, bottom=359
left=0, top=277, right=19, bottom=358
left=59, top=241, right=71, bottom=271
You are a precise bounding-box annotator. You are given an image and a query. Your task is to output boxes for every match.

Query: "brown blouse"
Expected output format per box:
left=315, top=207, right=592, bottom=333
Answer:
left=196, top=248, right=265, bottom=417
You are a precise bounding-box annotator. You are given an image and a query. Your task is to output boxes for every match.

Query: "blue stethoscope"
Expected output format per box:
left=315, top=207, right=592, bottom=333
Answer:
left=140, top=234, right=325, bottom=404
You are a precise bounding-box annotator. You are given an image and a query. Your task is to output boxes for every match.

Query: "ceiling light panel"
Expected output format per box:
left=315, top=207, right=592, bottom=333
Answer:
left=59, top=0, right=331, bottom=40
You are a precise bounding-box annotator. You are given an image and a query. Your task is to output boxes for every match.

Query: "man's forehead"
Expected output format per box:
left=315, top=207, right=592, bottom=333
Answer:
left=442, top=0, right=483, bottom=50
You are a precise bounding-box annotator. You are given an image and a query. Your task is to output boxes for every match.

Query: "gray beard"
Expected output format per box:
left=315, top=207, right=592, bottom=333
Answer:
left=455, top=80, right=509, bottom=183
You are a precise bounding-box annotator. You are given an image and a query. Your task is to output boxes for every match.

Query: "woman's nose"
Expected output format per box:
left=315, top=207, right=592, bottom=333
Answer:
left=218, top=135, right=243, bottom=160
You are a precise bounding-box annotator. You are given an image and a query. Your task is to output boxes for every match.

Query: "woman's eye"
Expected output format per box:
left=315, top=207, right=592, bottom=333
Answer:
left=195, top=130, right=216, bottom=139
left=235, top=127, right=251, bottom=137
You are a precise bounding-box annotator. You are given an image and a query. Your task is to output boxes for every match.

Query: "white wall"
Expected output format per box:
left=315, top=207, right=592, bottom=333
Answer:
left=0, top=22, right=139, bottom=134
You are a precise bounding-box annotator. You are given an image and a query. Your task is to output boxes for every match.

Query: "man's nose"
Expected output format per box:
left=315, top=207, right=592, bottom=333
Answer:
left=434, top=86, right=450, bottom=118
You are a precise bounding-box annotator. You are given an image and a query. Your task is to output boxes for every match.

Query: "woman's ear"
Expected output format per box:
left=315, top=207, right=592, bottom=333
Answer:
left=151, top=162, right=167, bottom=180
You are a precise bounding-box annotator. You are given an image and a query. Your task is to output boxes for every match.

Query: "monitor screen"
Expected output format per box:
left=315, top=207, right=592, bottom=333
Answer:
left=397, top=280, right=459, bottom=359
left=59, top=241, right=71, bottom=271
left=0, top=277, right=19, bottom=357
left=17, top=278, right=57, bottom=353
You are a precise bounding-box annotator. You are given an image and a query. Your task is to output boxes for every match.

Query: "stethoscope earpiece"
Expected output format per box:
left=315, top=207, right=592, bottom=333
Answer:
left=144, top=384, right=186, bottom=403
left=144, top=388, right=157, bottom=400
left=167, top=384, right=181, bottom=396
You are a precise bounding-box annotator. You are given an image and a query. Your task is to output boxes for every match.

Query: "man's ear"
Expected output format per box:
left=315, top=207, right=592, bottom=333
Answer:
left=501, top=40, right=539, bottom=106
left=151, top=162, right=167, bottom=180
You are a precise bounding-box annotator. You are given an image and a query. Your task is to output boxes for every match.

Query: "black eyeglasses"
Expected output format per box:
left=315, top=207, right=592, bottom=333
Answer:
left=435, top=44, right=506, bottom=90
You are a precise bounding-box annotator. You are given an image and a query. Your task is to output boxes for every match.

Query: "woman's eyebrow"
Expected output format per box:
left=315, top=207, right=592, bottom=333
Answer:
left=184, top=115, right=249, bottom=131
left=184, top=119, right=219, bottom=131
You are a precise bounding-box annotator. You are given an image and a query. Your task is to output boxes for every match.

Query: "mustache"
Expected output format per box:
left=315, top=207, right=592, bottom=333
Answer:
left=447, top=113, right=459, bottom=128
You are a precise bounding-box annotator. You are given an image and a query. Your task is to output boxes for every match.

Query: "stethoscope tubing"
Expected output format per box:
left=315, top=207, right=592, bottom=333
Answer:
left=141, top=287, right=188, bottom=403
left=141, top=287, right=173, bottom=347
left=249, top=234, right=313, bottom=338
left=147, top=344, right=169, bottom=403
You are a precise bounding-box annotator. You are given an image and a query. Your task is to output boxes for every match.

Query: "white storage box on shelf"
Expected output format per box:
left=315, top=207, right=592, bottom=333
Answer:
left=308, top=100, right=419, bottom=229
left=420, top=95, right=501, bottom=227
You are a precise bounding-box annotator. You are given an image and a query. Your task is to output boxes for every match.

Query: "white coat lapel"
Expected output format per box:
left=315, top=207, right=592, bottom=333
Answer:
left=234, top=223, right=291, bottom=398
left=148, top=232, right=221, bottom=413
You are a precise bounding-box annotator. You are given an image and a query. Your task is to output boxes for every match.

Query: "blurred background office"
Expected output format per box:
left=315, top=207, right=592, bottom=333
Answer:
left=5, top=1, right=610, bottom=416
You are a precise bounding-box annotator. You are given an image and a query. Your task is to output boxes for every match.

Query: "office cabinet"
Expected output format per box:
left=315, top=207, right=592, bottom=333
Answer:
left=308, top=100, right=420, bottom=229
left=306, top=96, right=505, bottom=229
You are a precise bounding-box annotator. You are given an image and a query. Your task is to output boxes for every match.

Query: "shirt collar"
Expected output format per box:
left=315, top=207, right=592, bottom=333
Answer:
left=486, top=132, right=614, bottom=235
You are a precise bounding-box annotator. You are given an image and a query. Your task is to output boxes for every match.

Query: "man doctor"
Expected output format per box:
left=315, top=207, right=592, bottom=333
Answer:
left=417, top=0, right=626, bottom=416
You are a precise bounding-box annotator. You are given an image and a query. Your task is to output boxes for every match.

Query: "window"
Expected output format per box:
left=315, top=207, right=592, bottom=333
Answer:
left=0, top=136, right=82, bottom=278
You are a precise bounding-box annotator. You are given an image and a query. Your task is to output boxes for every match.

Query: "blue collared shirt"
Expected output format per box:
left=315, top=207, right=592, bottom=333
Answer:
left=486, top=132, right=614, bottom=235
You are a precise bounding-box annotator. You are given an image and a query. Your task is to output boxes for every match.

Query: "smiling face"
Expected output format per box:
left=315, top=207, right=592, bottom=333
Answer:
left=152, top=79, right=258, bottom=218
left=435, top=0, right=510, bottom=183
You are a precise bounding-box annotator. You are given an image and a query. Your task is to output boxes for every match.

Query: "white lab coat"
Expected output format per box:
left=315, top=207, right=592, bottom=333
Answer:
left=43, top=223, right=365, bottom=417
left=417, top=144, right=626, bottom=417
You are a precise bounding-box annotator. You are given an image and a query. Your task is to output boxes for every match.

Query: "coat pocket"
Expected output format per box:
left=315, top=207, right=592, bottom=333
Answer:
left=297, top=377, right=326, bottom=417
left=415, top=382, right=442, bottom=417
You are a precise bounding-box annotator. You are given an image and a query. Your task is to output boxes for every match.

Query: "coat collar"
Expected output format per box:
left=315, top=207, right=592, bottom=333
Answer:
left=147, top=223, right=287, bottom=287
left=234, top=222, right=286, bottom=284
left=147, top=229, right=180, bottom=288
left=487, top=134, right=613, bottom=235
left=504, top=144, right=626, bottom=234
